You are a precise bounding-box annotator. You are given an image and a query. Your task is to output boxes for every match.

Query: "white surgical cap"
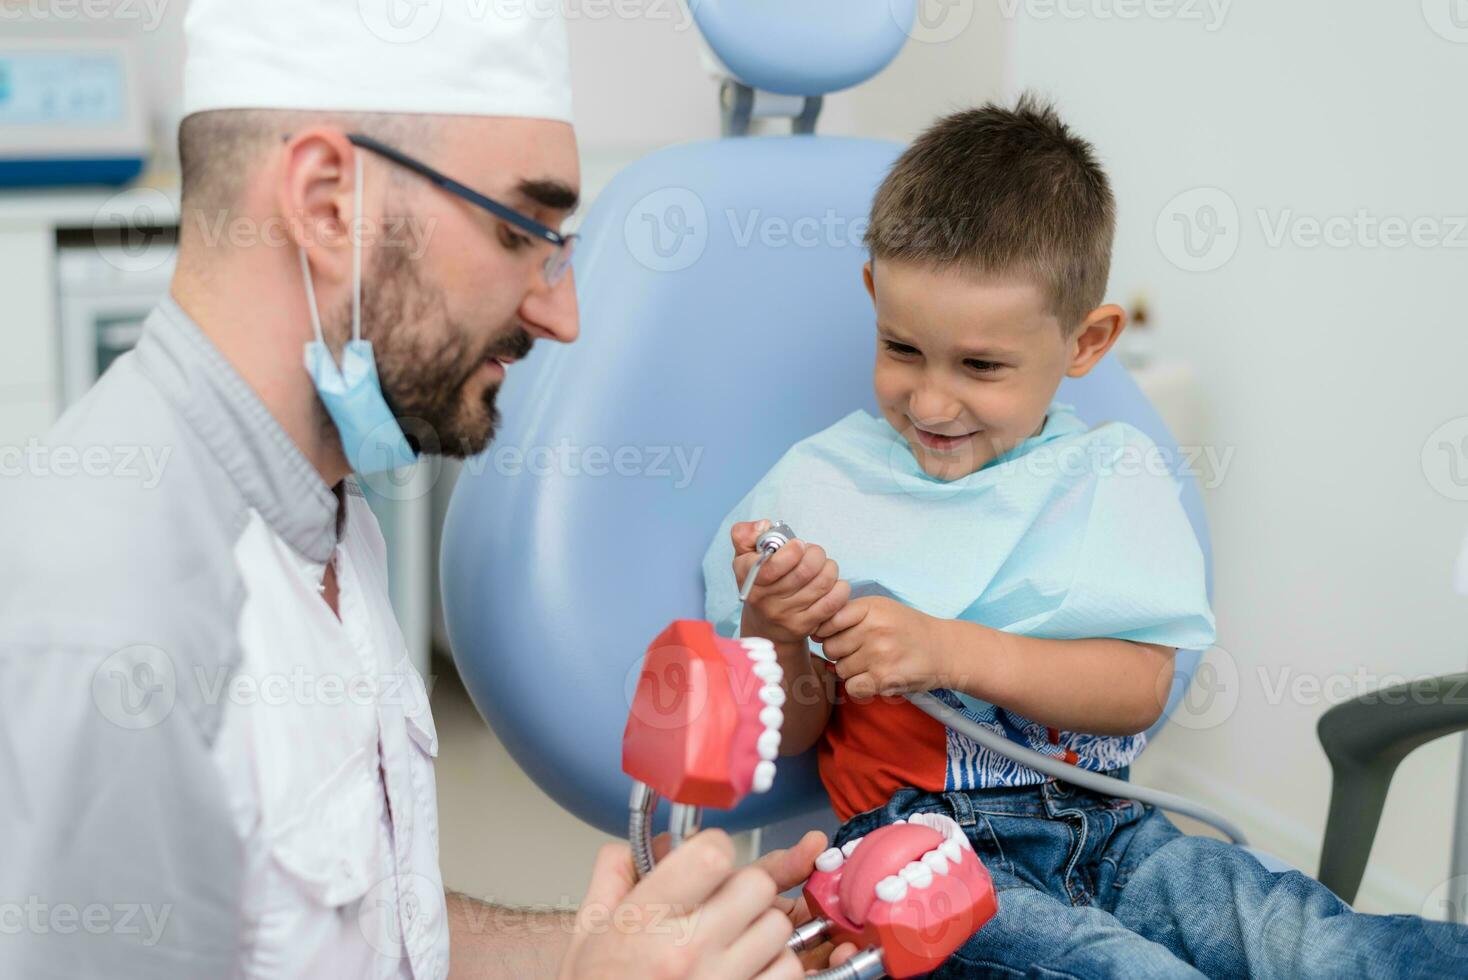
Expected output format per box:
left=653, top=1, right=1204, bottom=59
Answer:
left=183, top=0, right=573, bottom=123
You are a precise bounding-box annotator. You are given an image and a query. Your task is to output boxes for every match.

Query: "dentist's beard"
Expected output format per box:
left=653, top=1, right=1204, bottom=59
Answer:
left=357, top=244, right=531, bottom=458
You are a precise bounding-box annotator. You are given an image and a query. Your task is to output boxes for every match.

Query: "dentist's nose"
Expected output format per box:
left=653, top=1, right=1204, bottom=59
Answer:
left=520, top=266, right=580, bottom=345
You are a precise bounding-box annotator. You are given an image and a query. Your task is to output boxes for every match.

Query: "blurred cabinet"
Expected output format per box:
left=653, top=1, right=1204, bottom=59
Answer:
left=0, top=223, right=57, bottom=447
left=1127, top=360, right=1206, bottom=453
left=0, top=183, right=435, bottom=674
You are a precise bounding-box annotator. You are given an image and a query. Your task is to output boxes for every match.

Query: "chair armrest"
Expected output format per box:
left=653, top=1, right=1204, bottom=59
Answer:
left=1316, top=673, right=1468, bottom=903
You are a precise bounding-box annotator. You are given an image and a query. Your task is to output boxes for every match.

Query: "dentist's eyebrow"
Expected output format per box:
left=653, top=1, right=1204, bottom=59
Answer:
left=517, top=178, right=579, bottom=215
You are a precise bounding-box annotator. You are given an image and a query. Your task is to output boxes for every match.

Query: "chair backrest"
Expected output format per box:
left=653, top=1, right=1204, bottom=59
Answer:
left=441, top=131, right=1214, bottom=836
left=690, top=0, right=915, bottom=95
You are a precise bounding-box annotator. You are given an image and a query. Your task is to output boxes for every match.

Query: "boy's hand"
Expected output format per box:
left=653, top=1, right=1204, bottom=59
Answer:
left=732, top=520, right=851, bottom=644
left=814, top=596, right=953, bottom=699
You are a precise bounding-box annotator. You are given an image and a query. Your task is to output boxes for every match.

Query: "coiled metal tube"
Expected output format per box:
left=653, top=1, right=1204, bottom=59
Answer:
left=628, top=781, right=658, bottom=880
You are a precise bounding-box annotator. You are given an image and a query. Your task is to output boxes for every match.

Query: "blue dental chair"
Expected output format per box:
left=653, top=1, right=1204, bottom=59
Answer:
left=439, top=0, right=1219, bottom=844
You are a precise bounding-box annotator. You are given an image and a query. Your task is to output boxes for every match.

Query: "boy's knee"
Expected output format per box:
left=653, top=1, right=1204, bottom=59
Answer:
left=1121, top=835, right=1259, bottom=911
left=945, top=885, right=1197, bottom=979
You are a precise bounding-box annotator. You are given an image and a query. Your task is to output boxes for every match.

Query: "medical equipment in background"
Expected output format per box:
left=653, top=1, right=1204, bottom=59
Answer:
left=0, top=38, right=149, bottom=188
left=622, top=620, right=997, bottom=979
left=57, top=232, right=178, bottom=405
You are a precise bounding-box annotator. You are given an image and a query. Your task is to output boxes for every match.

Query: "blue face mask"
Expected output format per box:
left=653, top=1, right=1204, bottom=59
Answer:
left=300, top=151, right=417, bottom=475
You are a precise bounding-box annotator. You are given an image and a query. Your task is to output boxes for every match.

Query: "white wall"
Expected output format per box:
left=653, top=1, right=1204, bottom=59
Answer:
left=564, top=1, right=1008, bottom=149
left=3, top=1, right=1007, bottom=167
left=1010, top=1, right=1468, bottom=915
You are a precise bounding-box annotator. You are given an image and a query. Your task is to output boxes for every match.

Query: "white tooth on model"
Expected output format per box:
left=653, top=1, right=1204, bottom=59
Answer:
left=939, top=838, right=964, bottom=864
left=745, top=647, right=777, bottom=664
left=909, top=812, right=963, bottom=838
left=841, top=837, right=863, bottom=857
left=752, top=662, right=783, bottom=683
left=815, top=848, right=845, bottom=873
left=758, top=684, right=786, bottom=707
left=752, top=760, right=776, bottom=792
left=921, top=850, right=949, bottom=876
left=899, top=862, right=933, bottom=889
left=740, top=636, right=774, bottom=649
left=875, top=876, right=908, bottom=903
left=759, top=705, right=783, bottom=730
left=757, top=729, right=781, bottom=760
left=908, top=812, right=973, bottom=853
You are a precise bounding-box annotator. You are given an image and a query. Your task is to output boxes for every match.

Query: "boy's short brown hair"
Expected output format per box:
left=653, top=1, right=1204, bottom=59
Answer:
left=864, top=94, right=1115, bottom=330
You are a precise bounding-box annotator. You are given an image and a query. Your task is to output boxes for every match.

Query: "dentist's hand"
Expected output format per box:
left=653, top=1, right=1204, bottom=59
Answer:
left=732, top=520, right=850, bottom=645
left=815, top=596, right=953, bottom=699
left=559, top=829, right=823, bottom=979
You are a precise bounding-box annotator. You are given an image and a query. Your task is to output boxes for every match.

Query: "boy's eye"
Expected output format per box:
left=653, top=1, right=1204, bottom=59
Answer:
left=883, top=340, right=919, bottom=357
left=965, top=359, right=1003, bottom=373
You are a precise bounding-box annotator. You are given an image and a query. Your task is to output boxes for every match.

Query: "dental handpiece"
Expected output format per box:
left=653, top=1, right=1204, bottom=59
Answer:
left=738, top=521, right=796, bottom=601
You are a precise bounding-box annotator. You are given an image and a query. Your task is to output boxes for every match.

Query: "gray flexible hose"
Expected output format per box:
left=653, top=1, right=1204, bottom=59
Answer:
left=907, top=692, right=1249, bottom=845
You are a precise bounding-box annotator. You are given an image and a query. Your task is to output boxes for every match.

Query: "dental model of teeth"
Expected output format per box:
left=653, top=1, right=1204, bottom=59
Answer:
left=621, top=621, right=995, bottom=976
left=744, top=636, right=784, bottom=793
left=795, top=813, right=997, bottom=979
left=622, top=621, right=786, bottom=878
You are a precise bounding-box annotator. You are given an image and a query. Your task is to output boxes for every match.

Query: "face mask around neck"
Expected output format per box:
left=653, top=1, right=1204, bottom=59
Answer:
left=299, top=149, right=417, bottom=476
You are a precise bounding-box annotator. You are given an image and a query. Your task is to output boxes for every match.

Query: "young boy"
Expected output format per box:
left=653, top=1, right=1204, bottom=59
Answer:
left=702, top=97, right=1467, bottom=977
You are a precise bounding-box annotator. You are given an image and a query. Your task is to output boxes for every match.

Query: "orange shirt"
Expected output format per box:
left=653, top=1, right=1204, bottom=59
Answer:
left=817, top=694, right=949, bottom=822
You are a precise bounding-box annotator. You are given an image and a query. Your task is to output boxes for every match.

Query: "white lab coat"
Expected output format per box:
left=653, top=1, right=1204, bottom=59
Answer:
left=214, top=495, right=449, bottom=979
left=0, top=298, right=449, bottom=979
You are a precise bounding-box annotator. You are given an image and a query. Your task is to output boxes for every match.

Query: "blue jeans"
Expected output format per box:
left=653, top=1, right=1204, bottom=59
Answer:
left=834, top=783, right=1468, bottom=978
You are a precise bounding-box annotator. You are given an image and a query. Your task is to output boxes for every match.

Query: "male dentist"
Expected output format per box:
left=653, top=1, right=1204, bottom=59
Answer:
left=0, top=2, right=825, bottom=977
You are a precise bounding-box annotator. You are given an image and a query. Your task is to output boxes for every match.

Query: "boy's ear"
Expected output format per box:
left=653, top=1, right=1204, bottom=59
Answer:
left=1065, top=304, right=1128, bottom=378
left=862, top=260, right=876, bottom=302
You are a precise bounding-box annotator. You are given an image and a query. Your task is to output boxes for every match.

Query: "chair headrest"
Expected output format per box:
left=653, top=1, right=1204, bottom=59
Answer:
left=692, top=0, right=916, bottom=96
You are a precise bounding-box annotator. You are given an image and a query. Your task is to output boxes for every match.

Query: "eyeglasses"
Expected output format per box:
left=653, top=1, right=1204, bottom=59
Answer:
left=346, top=133, right=578, bottom=286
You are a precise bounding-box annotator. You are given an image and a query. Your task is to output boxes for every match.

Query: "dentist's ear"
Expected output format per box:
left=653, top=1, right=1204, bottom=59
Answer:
left=1065, top=303, right=1128, bottom=378
left=279, top=128, right=360, bottom=283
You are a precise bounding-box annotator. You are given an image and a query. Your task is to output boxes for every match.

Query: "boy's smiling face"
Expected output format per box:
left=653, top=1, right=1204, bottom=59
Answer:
left=865, top=259, right=1125, bottom=482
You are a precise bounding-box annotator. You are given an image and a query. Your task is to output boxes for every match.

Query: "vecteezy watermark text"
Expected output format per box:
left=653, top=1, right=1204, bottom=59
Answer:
left=1157, top=187, right=1468, bottom=272
left=463, top=439, right=704, bottom=490
left=0, top=898, right=172, bottom=946
left=995, top=0, right=1231, bottom=32
left=0, top=0, right=170, bottom=30
left=0, top=440, right=171, bottom=489
left=187, top=211, right=438, bottom=261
